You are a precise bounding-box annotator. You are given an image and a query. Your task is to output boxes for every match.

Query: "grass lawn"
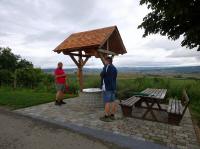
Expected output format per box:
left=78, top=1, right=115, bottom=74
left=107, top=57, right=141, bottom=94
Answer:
left=0, top=87, right=76, bottom=109
left=83, top=74, right=200, bottom=125
left=0, top=74, right=200, bottom=126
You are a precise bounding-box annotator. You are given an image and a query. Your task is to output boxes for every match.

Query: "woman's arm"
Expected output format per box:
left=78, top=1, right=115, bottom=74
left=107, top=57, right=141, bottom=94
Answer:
left=55, top=74, right=66, bottom=78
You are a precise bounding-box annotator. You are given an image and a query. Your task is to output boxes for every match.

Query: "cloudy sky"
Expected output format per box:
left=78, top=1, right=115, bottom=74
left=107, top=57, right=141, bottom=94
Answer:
left=0, top=0, right=199, bottom=68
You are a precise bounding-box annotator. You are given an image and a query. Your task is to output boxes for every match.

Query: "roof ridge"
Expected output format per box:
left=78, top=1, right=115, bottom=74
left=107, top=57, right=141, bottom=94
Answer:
left=53, top=25, right=126, bottom=55
left=71, top=25, right=117, bottom=35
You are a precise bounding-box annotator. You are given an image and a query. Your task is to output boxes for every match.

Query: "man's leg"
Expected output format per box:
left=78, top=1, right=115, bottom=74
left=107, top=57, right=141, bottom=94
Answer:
left=56, top=91, right=60, bottom=101
left=111, top=102, right=117, bottom=116
left=55, top=91, right=62, bottom=105
left=110, top=91, right=117, bottom=119
left=60, top=90, right=66, bottom=104
left=110, top=101, right=117, bottom=120
left=100, top=91, right=112, bottom=122
left=104, top=102, right=110, bottom=116
left=104, top=91, right=111, bottom=115
left=100, top=102, right=111, bottom=122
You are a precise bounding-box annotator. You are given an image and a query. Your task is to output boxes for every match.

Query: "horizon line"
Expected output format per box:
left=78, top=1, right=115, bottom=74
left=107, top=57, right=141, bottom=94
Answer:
left=41, top=65, right=200, bottom=69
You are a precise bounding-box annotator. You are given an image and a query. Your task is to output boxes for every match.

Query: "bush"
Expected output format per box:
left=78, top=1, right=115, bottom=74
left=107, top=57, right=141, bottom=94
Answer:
left=16, top=68, right=44, bottom=88
left=41, top=73, right=55, bottom=92
left=0, top=69, right=13, bottom=86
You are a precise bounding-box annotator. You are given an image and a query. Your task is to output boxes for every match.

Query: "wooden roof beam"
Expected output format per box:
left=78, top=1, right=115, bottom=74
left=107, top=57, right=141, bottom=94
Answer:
left=98, top=49, right=118, bottom=56
left=63, top=51, right=91, bottom=57
left=69, top=54, right=79, bottom=67
left=82, top=57, right=90, bottom=66
left=98, top=52, right=106, bottom=65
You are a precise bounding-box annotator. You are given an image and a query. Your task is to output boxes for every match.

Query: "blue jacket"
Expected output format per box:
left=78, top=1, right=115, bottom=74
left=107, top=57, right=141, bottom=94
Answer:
left=100, top=64, right=117, bottom=91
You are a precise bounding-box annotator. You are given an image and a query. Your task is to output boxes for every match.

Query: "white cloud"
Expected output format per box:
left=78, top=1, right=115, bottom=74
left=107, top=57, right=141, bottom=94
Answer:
left=0, top=0, right=199, bottom=68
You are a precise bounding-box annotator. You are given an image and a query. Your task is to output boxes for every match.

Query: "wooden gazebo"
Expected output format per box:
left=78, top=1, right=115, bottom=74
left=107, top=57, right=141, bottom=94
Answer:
left=53, top=26, right=127, bottom=91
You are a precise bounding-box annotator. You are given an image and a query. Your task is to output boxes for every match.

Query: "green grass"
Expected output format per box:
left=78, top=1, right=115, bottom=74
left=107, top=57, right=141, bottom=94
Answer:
left=81, top=74, right=200, bottom=123
left=0, top=73, right=200, bottom=125
left=0, top=87, right=76, bottom=109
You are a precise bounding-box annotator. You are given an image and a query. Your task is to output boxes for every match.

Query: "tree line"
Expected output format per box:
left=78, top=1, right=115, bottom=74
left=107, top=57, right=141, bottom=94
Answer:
left=0, top=47, right=54, bottom=90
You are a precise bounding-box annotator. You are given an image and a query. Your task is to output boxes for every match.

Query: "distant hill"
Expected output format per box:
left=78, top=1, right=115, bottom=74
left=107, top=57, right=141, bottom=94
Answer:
left=117, top=66, right=200, bottom=74
left=43, top=68, right=101, bottom=74
left=43, top=66, right=200, bottom=74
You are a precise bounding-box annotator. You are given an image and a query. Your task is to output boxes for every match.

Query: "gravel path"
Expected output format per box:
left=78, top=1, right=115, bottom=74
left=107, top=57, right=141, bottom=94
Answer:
left=0, top=108, right=120, bottom=149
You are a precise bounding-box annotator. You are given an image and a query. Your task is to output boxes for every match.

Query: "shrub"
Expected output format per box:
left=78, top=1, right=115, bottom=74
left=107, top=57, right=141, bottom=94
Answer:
left=0, top=69, right=13, bottom=86
left=16, top=68, right=44, bottom=88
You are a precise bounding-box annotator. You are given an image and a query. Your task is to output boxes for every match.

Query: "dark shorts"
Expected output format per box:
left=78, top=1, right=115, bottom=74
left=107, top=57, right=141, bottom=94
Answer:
left=103, top=91, right=116, bottom=103
left=55, top=83, right=66, bottom=93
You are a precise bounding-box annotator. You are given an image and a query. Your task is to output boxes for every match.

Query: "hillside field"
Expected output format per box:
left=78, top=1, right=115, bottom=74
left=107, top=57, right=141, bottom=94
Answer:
left=0, top=73, right=200, bottom=125
left=82, top=73, right=200, bottom=125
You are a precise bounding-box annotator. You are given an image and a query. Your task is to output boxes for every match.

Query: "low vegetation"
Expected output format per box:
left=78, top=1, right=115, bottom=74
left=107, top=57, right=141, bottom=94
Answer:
left=83, top=74, right=200, bottom=125
left=0, top=47, right=200, bottom=125
left=0, top=87, right=76, bottom=109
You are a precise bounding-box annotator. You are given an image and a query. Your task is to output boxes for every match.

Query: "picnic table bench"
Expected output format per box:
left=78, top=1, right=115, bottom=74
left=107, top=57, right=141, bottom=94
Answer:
left=120, top=88, right=190, bottom=125
left=135, top=88, right=167, bottom=121
left=120, top=88, right=167, bottom=120
left=119, top=96, right=141, bottom=117
left=168, top=89, right=190, bottom=125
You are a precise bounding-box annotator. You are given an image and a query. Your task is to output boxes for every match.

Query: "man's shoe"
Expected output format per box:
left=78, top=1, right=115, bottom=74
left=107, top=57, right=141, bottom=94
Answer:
left=55, top=100, right=61, bottom=106
left=60, top=100, right=66, bottom=104
left=99, top=115, right=112, bottom=122
left=110, top=114, right=115, bottom=120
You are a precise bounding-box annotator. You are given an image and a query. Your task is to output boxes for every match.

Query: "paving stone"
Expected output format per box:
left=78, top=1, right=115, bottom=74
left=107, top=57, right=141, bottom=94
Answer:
left=176, top=145, right=187, bottom=149
left=15, top=97, right=200, bottom=149
left=187, top=144, right=200, bottom=149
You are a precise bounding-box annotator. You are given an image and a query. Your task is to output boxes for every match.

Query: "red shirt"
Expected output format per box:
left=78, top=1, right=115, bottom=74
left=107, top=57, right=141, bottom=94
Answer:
left=54, top=68, right=66, bottom=84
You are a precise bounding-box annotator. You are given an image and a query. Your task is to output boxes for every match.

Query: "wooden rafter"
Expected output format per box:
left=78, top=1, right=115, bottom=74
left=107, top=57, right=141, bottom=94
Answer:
left=82, top=57, right=90, bottom=66
left=69, top=54, right=79, bottom=67
left=106, top=40, right=109, bottom=51
left=78, top=51, right=83, bottom=67
left=98, top=52, right=106, bottom=65
left=63, top=51, right=90, bottom=57
left=98, top=28, right=115, bottom=49
left=98, top=49, right=118, bottom=56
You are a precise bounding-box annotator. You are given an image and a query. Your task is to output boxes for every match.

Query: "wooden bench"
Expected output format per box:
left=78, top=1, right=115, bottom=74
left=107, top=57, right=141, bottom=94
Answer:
left=168, top=89, right=190, bottom=125
left=120, top=96, right=141, bottom=117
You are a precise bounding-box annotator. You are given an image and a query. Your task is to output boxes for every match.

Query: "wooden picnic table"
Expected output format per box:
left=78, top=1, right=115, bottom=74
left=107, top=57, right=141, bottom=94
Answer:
left=135, top=88, right=167, bottom=121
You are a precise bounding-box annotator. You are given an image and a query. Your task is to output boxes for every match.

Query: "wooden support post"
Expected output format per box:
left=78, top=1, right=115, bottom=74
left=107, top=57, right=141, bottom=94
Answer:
left=99, top=52, right=106, bottom=66
left=78, top=66, right=83, bottom=91
left=69, top=55, right=79, bottom=67
left=69, top=51, right=91, bottom=92
left=78, top=51, right=83, bottom=91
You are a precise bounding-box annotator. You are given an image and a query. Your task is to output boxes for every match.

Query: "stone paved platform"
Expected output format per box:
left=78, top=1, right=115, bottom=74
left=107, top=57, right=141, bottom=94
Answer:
left=15, top=97, right=200, bottom=149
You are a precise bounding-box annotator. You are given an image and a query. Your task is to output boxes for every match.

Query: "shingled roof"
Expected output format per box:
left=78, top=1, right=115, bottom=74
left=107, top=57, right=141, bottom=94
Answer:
left=53, top=26, right=127, bottom=57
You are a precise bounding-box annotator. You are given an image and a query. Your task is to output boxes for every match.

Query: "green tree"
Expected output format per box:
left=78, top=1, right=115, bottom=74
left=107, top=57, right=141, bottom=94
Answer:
left=17, top=59, right=33, bottom=69
left=42, top=73, right=54, bottom=91
left=0, top=47, right=55, bottom=90
left=138, top=0, right=200, bottom=51
left=16, top=68, right=44, bottom=88
left=0, top=47, right=19, bottom=71
left=0, top=47, right=33, bottom=70
left=0, top=69, right=13, bottom=86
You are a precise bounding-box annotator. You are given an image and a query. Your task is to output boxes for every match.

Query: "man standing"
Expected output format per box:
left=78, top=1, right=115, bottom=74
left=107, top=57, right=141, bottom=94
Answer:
left=100, top=57, right=117, bottom=122
left=54, top=62, right=67, bottom=105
